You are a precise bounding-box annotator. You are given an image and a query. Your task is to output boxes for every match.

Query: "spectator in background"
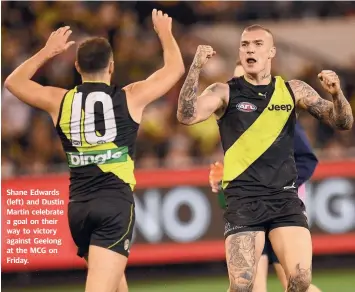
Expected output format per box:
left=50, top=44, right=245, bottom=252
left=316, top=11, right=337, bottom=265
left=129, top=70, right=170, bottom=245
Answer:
left=2, top=1, right=355, bottom=176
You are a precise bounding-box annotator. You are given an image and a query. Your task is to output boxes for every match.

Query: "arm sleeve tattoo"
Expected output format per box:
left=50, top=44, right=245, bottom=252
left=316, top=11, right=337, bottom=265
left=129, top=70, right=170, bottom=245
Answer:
left=290, top=80, right=353, bottom=130
left=177, top=59, right=204, bottom=124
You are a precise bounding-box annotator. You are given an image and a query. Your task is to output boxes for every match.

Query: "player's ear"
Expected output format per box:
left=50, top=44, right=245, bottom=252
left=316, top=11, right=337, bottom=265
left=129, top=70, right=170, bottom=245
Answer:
left=74, top=61, right=81, bottom=74
left=109, top=61, right=114, bottom=75
left=269, top=46, right=276, bottom=59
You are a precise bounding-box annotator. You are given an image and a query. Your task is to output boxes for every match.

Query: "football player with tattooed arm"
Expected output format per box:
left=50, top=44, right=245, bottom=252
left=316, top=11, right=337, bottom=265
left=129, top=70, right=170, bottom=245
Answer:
left=210, top=62, right=322, bottom=292
left=177, top=25, right=353, bottom=292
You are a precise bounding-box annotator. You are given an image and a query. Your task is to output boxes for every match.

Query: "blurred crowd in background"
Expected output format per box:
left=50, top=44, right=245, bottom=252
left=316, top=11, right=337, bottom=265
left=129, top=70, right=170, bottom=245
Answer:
left=2, top=1, right=355, bottom=178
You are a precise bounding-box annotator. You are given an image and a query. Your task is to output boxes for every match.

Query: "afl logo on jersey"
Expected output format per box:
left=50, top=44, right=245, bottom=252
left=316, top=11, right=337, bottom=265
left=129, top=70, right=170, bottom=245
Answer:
left=236, top=102, right=257, bottom=113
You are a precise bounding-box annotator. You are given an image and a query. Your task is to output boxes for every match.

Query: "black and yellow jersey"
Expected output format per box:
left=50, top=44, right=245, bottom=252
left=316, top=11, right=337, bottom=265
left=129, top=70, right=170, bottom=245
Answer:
left=218, top=76, right=298, bottom=204
left=56, top=82, right=139, bottom=202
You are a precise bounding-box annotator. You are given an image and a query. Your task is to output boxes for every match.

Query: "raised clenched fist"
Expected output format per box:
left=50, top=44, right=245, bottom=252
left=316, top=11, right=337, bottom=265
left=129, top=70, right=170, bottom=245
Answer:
left=193, top=45, right=216, bottom=68
left=318, top=70, right=341, bottom=95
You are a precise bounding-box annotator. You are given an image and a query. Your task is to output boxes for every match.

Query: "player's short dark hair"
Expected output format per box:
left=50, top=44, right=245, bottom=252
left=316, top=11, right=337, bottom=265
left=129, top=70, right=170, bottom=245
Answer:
left=76, top=37, right=113, bottom=74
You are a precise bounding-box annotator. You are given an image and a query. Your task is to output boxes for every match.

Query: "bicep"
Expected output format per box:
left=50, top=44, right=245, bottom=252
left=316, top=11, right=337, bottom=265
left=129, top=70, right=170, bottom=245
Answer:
left=124, top=66, right=184, bottom=109
left=193, top=84, right=228, bottom=123
left=289, top=80, right=334, bottom=123
left=6, top=79, right=66, bottom=114
left=195, top=92, right=224, bottom=120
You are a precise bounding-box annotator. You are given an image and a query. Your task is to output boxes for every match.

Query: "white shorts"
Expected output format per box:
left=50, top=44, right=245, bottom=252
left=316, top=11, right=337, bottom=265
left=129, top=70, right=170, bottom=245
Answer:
left=298, top=183, right=307, bottom=203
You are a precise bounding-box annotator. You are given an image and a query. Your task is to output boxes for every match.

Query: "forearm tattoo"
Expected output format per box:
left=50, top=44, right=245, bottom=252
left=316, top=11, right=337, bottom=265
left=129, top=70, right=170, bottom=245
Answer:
left=290, top=80, right=353, bottom=130
left=177, top=53, right=205, bottom=124
left=332, top=91, right=354, bottom=129
left=286, top=263, right=312, bottom=292
left=227, top=232, right=260, bottom=292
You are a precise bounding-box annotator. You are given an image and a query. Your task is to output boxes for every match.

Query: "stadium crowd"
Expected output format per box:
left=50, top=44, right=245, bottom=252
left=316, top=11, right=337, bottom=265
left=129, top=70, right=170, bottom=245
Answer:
left=2, top=1, right=355, bottom=178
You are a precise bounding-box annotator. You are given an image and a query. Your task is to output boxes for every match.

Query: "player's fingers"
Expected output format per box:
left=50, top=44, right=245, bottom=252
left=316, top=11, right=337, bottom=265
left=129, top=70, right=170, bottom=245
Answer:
left=152, top=9, right=157, bottom=22
left=213, top=183, right=220, bottom=192
left=64, top=29, right=72, bottom=38
left=57, top=26, right=69, bottom=35
left=322, top=77, right=331, bottom=86
left=329, top=77, right=337, bottom=86
left=211, top=182, right=218, bottom=192
left=328, top=80, right=335, bottom=87
left=323, top=71, right=336, bottom=77
left=64, top=41, right=76, bottom=50
left=322, top=71, right=338, bottom=84
left=318, top=73, right=325, bottom=82
left=322, top=70, right=334, bottom=74
left=329, top=74, right=339, bottom=81
left=158, top=10, right=163, bottom=18
left=325, top=74, right=336, bottom=81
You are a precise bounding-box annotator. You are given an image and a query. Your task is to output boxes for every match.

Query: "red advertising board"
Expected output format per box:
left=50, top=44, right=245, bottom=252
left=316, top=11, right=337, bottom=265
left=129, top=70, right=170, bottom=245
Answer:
left=2, top=160, right=355, bottom=272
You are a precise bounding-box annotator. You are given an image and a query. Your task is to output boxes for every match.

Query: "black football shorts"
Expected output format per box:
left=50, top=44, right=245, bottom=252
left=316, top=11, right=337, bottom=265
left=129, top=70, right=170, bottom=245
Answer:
left=68, top=193, right=135, bottom=258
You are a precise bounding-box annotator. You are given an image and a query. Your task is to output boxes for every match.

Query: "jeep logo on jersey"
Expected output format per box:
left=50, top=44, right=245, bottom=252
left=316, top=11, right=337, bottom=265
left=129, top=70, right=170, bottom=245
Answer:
left=268, top=104, right=292, bottom=112
left=236, top=102, right=257, bottom=112
left=67, top=147, right=128, bottom=167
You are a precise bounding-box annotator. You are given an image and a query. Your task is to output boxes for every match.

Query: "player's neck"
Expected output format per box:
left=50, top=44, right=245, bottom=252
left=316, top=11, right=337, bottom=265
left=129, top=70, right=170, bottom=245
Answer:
left=244, top=71, right=271, bottom=86
left=81, top=73, right=111, bottom=86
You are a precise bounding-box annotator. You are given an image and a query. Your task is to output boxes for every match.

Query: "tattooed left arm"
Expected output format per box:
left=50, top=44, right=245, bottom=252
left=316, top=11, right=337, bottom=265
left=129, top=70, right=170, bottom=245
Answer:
left=289, top=79, right=353, bottom=130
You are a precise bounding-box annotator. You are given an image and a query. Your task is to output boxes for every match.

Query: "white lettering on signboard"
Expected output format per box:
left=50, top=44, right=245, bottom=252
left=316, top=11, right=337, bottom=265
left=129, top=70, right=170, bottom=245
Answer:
left=162, top=187, right=211, bottom=242
left=133, top=187, right=211, bottom=243
left=306, top=179, right=355, bottom=233
left=132, top=178, right=355, bottom=244
left=133, top=189, right=163, bottom=243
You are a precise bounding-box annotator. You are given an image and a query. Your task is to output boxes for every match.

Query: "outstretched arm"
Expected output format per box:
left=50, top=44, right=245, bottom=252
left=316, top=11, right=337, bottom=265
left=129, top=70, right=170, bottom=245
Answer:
left=177, top=45, right=229, bottom=125
left=4, top=26, right=73, bottom=122
left=124, top=10, right=184, bottom=112
left=290, top=70, right=353, bottom=130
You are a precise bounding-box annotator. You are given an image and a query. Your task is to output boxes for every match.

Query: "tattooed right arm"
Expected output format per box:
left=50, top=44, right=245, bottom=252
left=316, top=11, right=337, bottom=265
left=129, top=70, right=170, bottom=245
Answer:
left=177, top=81, right=229, bottom=125
left=177, top=61, right=203, bottom=124
left=177, top=45, right=229, bottom=125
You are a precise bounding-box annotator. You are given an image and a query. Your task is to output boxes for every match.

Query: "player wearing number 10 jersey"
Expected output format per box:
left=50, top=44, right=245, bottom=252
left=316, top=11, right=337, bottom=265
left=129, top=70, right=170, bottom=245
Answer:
left=57, top=82, right=139, bottom=203
left=5, top=10, right=184, bottom=292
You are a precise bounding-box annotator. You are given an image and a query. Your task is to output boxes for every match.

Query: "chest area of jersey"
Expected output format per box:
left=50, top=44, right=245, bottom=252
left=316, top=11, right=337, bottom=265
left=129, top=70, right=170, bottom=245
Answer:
left=229, top=90, right=294, bottom=126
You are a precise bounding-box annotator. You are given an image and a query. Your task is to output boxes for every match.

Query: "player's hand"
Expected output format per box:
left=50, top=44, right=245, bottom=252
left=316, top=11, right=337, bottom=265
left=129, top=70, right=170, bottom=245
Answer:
left=209, top=161, right=224, bottom=193
left=193, top=45, right=216, bottom=69
left=318, top=70, right=341, bottom=96
left=152, top=9, right=172, bottom=36
left=44, top=26, right=75, bottom=57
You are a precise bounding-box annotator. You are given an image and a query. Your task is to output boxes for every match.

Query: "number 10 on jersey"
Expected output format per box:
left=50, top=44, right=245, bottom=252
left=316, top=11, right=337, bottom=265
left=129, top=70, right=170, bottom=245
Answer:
left=70, top=92, right=117, bottom=146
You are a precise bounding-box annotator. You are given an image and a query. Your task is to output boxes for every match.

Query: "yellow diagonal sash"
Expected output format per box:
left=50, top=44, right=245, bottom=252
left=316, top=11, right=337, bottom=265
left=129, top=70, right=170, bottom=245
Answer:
left=223, top=77, right=294, bottom=189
